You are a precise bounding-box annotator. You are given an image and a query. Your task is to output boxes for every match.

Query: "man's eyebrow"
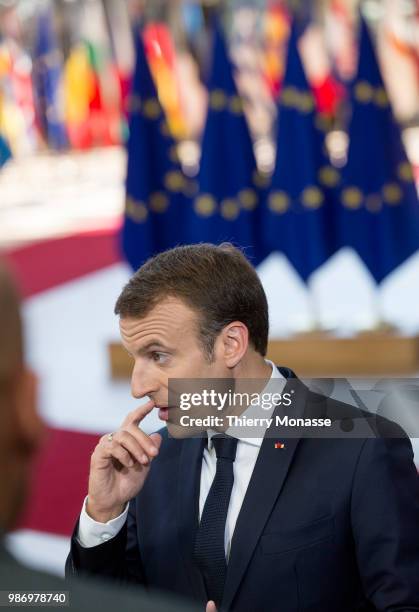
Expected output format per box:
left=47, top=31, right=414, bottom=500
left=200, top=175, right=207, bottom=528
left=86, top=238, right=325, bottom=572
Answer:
left=135, top=341, right=170, bottom=354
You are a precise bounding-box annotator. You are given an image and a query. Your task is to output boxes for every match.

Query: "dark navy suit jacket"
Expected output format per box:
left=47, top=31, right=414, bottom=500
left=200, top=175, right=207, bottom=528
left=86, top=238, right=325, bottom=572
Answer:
left=67, top=369, right=419, bottom=611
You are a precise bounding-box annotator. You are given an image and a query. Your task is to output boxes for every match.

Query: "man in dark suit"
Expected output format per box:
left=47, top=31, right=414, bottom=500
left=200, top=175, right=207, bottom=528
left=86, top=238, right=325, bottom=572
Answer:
left=0, top=260, right=198, bottom=612
left=67, top=243, right=419, bottom=611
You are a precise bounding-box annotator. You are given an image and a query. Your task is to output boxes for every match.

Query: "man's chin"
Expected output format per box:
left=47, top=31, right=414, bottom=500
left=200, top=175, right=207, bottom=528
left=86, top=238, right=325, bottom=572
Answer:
left=165, top=420, right=206, bottom=439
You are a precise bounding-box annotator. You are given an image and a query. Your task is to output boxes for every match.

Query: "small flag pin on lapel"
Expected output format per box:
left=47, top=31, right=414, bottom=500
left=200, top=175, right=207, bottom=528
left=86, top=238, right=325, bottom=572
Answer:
left=275, top=442, right=285, bottom=449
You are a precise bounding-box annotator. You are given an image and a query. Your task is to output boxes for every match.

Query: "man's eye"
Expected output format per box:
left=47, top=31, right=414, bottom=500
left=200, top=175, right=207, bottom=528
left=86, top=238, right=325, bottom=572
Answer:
left=151, top=352, right=167, bottom=363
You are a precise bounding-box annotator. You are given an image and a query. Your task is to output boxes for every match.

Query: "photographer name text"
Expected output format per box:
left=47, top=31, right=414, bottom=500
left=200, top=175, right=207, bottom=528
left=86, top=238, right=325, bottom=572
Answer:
left=178, top=415, right=332, bottom=428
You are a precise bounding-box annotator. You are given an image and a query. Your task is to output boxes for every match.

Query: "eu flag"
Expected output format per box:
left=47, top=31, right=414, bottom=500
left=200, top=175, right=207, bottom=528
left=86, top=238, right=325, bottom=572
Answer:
left=33, top=9, right=67, bottom=150
left=261, top=21, right=338, bottom=282
left=338, top=17, right=419, bottom=283
left=188, top=23, right=263, bottom=265
left=122, top=29, right=189, bottom=271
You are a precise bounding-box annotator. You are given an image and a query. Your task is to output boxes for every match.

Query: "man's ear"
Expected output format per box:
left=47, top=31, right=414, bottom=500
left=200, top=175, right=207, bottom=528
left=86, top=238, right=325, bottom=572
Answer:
left=221, top=322, right=249, bottom=367
left=13, top=369, right=45, bottom=456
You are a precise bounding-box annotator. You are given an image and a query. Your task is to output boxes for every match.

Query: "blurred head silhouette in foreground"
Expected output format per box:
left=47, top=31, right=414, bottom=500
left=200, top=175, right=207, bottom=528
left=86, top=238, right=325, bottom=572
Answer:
left=0, top=261, right=44, bottom=534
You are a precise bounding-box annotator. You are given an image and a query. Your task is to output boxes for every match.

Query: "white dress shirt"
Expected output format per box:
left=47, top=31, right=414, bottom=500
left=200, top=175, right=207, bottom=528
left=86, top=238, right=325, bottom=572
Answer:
left=77, top=360, right=285, bottom=554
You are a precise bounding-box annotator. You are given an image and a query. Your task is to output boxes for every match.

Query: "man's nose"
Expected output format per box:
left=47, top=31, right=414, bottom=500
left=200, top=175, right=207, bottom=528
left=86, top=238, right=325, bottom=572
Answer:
left=130, top=361, right=158, bottom=399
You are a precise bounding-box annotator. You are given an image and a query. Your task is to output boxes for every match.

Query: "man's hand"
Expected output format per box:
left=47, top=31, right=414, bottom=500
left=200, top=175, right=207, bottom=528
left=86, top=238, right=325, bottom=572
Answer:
left=206, top=602, right=217, bottom=612
left=86, top=400, right=162, bottom=522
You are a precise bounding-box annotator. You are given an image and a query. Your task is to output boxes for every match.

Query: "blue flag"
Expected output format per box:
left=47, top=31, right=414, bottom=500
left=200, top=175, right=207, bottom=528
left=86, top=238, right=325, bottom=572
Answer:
left=33, top=9, right=67, bottom=150
left=0, top=134, right=11, bottom=169
left=188, top=23, right=263, bottom=265
left=122, top=29, right=189, bottom=271
left=261, top=21, right=338, bottom=282
left=338, top=17, right=419, bottom=283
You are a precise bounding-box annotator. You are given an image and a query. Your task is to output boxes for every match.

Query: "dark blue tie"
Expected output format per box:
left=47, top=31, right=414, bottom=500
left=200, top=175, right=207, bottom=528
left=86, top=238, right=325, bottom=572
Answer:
left=193, top=434, right=238, bottom=607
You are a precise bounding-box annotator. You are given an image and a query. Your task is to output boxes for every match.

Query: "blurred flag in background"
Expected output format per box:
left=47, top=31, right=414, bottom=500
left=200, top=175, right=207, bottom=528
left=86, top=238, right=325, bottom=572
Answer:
left=0, top=133, right=11, bottom=167
left=0, top=52, right=11, bottom=166
left=262, top=3, right=289, bottom=98
left=32, top=9, right=67, bottom=150
left=122, top=29, right=188, bottom=271
left=63, top=43, right=96, bottom=149
left=189, top=23, right=263, bottom=265
left=261, top=21, right=339, bottom=282
left=0, top=35, right=37, bottom=156
left=63, top=0, right=124, bottom=149
left=144, top=23, right=186, bottom=140
left=338, top=17, right=419, bottom=284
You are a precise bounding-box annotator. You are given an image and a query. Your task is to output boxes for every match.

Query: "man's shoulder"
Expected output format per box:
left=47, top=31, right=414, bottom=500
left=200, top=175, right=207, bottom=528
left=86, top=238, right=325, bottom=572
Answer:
left=306, top=387, right=410, bottom=441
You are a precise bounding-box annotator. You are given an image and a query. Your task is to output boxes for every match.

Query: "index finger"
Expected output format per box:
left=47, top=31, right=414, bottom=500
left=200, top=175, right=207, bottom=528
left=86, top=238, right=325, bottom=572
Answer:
left=121, top=399, right=155, bottom=428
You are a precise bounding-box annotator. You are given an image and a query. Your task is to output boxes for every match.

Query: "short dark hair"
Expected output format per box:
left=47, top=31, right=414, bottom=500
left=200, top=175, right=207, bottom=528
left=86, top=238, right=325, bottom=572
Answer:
left=115, top=243, right=269, bottom=359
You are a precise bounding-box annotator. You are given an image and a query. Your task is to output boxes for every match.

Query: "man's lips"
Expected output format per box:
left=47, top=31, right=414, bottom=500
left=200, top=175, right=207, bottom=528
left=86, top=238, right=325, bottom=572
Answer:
left=157, top=406, right=170, bottom=421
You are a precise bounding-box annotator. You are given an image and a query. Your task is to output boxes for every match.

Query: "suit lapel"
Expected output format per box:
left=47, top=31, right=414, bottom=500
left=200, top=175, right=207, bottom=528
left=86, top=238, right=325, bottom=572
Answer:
left=221, top=376, right=308, bottom=611
left=177, top=435, right=207, bottom=602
